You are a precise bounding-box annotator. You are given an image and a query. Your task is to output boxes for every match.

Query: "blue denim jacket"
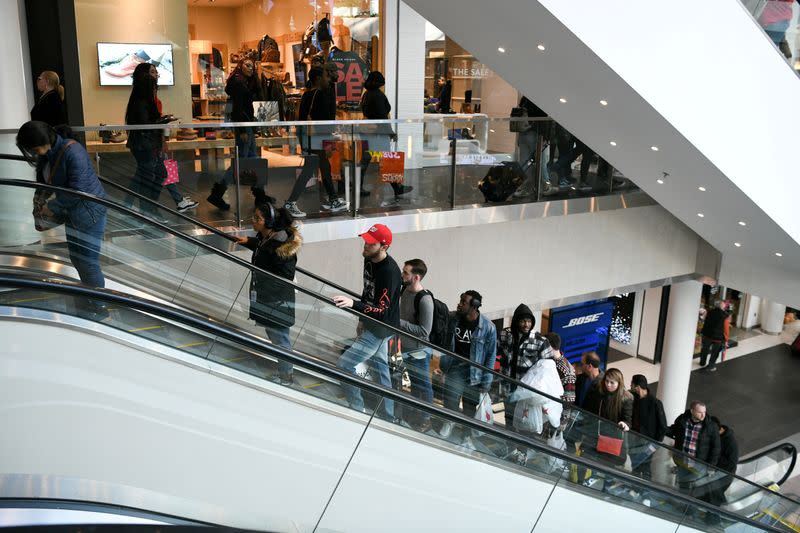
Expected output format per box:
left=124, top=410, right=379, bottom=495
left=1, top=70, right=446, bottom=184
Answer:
left=442, top=312, right=498, bottom=391
left=44, top=135, right=107, bottom=231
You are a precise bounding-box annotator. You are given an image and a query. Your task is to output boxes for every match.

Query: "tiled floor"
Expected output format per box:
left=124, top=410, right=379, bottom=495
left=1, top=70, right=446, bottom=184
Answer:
left=613, top=320, right=800, bottom=455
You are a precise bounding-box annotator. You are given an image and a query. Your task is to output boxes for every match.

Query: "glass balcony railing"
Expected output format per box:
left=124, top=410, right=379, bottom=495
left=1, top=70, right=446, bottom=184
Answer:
left=0, top=178, right=796, bottom=532
left=1, top=116, right=639, bottom=229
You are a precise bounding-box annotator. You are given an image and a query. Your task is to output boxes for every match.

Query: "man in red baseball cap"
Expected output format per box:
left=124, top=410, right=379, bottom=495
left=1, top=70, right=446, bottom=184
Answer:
left=333, top=223, right=402, bottom=419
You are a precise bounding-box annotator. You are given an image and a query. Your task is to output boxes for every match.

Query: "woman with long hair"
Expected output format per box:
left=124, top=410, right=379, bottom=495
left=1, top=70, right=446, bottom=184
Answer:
left=207, top=58, right=262, bottom=211
left=580, top=367, right=633, bottom=466
left=16, top=120, right=108, bottom=320
left=30, top=70, right=66, bottom=126
left=125, top=62, right=167, bottom=215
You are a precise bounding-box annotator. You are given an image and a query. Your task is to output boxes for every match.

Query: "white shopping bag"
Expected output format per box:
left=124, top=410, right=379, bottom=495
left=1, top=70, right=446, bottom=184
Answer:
left=513, top=401, right=544, bottom=434
left=474, top=392, right=494, bottom=425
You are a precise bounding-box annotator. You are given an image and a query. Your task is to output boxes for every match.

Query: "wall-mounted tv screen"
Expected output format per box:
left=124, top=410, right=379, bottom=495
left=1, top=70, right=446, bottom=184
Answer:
left=97, top=43, right=174, bottom=86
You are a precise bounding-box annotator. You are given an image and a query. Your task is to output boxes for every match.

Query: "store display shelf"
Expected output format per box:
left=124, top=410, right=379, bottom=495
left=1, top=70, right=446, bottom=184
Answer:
left=85, top=136, right=292, bottom=154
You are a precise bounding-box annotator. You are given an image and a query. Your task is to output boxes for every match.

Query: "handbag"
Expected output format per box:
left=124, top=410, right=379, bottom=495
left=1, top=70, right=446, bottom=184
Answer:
left=32, top=140, right=76, bottom=231
left=596, top=433, right=624, bottom=456
left=163, top=158, right=180, bottom=185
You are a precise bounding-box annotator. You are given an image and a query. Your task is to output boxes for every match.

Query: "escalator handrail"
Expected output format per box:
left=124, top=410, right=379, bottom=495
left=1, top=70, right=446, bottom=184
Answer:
left=0, top=174, right=782, bottom=501
left=739, top=442, right=798, bottom=487
left=0, top=152, right=358, bottom=298
left=0, top=273, right=791, bottom=533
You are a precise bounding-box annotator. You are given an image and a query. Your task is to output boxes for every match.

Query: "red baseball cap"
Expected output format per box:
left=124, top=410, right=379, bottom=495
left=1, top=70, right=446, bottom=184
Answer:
left=359, top=223, right=392, bottom=246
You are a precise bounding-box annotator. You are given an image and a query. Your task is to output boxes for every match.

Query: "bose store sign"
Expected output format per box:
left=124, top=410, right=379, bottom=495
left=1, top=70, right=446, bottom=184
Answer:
left=550, top=300, right=615, bottom=366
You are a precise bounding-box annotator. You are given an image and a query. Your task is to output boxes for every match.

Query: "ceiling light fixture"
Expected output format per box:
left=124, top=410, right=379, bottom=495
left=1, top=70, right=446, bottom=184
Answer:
left=734, top=242, right=741, bottom=247
left=775, top=252, right=783, bottom=257
left=609, top=141, right=617, bottom=146
left=656, top=179, right=664, bottom=184
left=698, top=186, right=706, bottom=192
left=697, top=213, right=705, bottom=218
left=497, top=47, right=506, bottom=53
left=559, top=97, right=567, bottom=103
left=651, top=146, right=659, bottom=151
left=600, top=100, right=608, bottom=106
left=537, top=44, right=546, bottom=51
left=738, top=221, right=746, bottom=226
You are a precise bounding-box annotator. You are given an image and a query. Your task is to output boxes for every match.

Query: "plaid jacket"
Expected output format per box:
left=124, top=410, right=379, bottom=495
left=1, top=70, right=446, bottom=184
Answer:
left=499, top=329, right=554, bottom=380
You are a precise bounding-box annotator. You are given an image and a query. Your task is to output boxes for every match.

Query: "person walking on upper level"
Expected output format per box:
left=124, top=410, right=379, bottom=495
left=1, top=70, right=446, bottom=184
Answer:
left=31, top=71, right=66, bottom=127
left=699, top=301, right=731, bottom=372
left=334, top=223, right=402, bottom=419
left=439, top=290, right=497, bottom=439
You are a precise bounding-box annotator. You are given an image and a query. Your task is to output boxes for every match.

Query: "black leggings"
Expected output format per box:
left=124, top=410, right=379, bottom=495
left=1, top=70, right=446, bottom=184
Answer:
left=360, top=153, right=404, bottom=195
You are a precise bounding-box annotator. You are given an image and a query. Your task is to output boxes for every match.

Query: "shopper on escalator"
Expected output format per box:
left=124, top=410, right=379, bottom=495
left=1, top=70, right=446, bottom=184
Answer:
left=709, top=415, right=739, bottom=505
left=234, top=202, right=302, bottom=385
left=17, top=120, right=108, bottom=321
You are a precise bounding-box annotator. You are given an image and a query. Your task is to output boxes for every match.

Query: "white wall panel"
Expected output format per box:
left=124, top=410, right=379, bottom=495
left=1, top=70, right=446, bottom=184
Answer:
left=0, top=322, right=366, bottom=532
left=317, top=427, right=550, bottom=533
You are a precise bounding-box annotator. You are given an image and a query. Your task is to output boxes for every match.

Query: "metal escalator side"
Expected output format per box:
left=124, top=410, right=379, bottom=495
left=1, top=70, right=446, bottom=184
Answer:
left=0, top=274, right=793, bottom=533
left=0, top=177, right=798, bottom=531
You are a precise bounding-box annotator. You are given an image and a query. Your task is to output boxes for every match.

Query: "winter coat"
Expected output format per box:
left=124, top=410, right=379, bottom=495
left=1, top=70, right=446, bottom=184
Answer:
left=632, top=393, right=668, bottom=441
left=41, top=135, right=107, bottom=231
left=226, top=72, right=258, bottom=122
left=499, top=303, right=553, bottom=381
left=31, top=91, right=66, bottom=127
left=580, top=387, right=633, bottom=464
left=717, top=426, right=739, bottom=474
left=125, top=97, right=163, bottom=152
left=669, top=410, right=721, bottom=466
left=245, top=227, right=302, bottom=329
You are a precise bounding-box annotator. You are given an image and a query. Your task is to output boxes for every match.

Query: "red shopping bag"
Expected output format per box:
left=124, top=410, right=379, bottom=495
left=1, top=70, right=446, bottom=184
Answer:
left=322, top=140, right=342, bottom=182
left=163, top=159, right=180, bottom=185
left=379, top=151, right=405, bottom=184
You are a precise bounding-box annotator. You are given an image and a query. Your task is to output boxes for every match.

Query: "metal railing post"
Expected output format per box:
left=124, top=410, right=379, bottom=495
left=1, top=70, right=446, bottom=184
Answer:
left=233, top=145, right=241, bottom=228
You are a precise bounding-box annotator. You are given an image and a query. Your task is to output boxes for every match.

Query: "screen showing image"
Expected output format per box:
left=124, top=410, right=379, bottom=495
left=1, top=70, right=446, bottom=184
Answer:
left=97, top=43, right=174, bottom=86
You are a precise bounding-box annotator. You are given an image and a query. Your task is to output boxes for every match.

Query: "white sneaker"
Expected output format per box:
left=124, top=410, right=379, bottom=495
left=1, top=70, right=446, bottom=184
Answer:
left=323, top=198, right=348, bottom=212
left=439, top=421, right=454, bottom=438
left=176, top=197, right=199, bottom=212
left=284, top=201, right=307, bottom=219
left=512, top=185, right=533, bottom=198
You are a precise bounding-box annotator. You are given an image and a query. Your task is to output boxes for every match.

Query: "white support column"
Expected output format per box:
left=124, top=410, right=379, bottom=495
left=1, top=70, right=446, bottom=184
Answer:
left=761, top=299, right=787, bottom=335
left=0, top=0, right=38, bottom=246
left=657, top=280, right=703, bottom=423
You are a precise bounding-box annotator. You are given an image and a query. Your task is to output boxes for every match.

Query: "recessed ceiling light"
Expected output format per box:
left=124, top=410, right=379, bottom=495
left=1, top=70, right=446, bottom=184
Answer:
left=609, top=141, right=617, bottom=146
left=600, top=100, right=608, bottom=106
left=738, top=221, right=746, bottom=226
left=656, top=179, right=664, bottom=184
left=489, top=129, right=495, bottom=133
left=559, top=97, right=567, bottom=103
left=537, top=44, right=546, bottom=51
left=651, top=146, right=659, bottom=151
left=775, top=252, right=783, bottom=257
left=698, top=186, right=706, bottom=192
left=497, top=47, right=506, bottom=53
left=734, top=242, right=741, bottom=247
left=697, top=213, right=705, bottom=218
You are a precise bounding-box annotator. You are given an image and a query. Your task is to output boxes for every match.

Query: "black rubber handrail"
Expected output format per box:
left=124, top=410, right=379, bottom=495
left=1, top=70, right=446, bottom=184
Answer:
left=739, top=442, right=798, bottom=487
left=0, top=273, right=791, bottom=533
left=0, top=173, right=784, bottom=502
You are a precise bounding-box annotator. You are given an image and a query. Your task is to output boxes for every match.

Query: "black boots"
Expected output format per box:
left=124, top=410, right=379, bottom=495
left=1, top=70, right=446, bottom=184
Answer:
left=251, top=185, right=276, bottom=206
left=207, top=182, right=230, bottom=211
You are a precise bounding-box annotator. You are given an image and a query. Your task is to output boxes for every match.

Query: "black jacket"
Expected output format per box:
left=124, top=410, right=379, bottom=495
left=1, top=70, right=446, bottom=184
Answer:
left=125, top=97, right=163, bottom=152
left=245, top=228, right=302, bottom=329
left=632, top=393, right=668, bottom=441
left=581, top=387, right=633, bottom=463
left=702, top=308, right=728, bottom=341
left=361, top=88, right=394, bottom=138
left=717, top=425, right=739, bottom=474
left=31, top=91, right=66, bottom=127
left=226, top=72, right=258, bottom=122
left=437, top=81, right=452, bottom=113
left=584, top=388, right=634, bottom=427
left=669, top=411, right=721, bottom=465
left=355, top=254, right=402, bottom=332
left=575, top=372, right=601, bottom=407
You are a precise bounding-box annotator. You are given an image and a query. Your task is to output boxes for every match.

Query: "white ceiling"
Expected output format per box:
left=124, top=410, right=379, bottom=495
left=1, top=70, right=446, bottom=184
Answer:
left=404, top=0, right=800, bottom=308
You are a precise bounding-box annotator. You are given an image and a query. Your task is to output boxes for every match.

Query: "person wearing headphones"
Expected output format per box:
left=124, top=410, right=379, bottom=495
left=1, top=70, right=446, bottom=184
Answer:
left=438, top=290, right=498, bottom=439
left=235, top=201, right=302, bottom=385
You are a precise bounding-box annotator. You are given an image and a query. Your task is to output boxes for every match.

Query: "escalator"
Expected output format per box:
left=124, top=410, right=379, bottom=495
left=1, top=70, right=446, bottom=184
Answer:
left=1, top=177, right=799, bottom=531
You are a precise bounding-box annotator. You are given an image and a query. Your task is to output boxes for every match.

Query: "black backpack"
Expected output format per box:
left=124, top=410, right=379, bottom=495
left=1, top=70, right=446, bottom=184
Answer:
left=478, top=161, right=525, bottom=202
left=414, top=289, right=451, bottom=351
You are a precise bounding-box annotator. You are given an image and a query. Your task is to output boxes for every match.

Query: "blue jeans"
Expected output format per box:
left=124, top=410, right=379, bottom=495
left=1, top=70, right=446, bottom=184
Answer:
left=165, top=183, right=183, bottom=205
left=405, top=348, right=433, bottom=421
left=764, top=19, right=790, bottom=45
left=444, top=362, right=480, bottom=418
left=337, top=329, right=394, bottom=418
left=65, top=209, right=106, bottom=290
left=265, top=324, right=293, bottom=378
left=236, top=127, right=257, bottom=159
left=130, top=149, right=165, bottom=215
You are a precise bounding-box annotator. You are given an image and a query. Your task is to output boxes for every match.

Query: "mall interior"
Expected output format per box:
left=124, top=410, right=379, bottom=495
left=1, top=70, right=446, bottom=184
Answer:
left=1, top=0, right=800, bottom=531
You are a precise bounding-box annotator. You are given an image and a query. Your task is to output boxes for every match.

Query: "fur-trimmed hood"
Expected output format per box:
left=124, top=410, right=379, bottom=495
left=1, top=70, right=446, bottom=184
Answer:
left=275, top=226, right=302, bottom=259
